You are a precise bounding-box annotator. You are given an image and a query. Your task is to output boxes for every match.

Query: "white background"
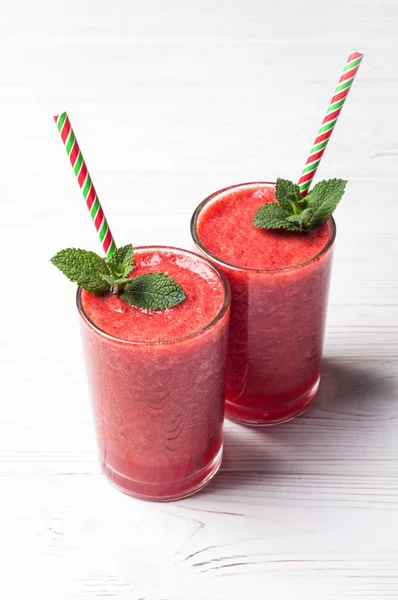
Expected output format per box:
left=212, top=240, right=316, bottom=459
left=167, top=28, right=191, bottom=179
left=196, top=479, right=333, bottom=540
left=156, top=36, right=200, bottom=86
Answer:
left=1, top=1, right=398, bottom=598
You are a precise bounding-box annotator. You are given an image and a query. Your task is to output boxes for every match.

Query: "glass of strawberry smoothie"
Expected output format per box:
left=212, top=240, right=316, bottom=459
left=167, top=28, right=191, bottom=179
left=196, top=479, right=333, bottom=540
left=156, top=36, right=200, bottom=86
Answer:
left=191, top=182, right=335, bottom=426
left=77, top=246, right=230, bottom=501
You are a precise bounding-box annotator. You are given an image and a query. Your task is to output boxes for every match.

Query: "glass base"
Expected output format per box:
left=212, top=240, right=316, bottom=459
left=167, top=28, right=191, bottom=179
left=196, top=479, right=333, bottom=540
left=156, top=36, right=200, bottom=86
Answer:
left=102, top=444, right=223, bottom=502
left=225, top=376, right=320, bottom=426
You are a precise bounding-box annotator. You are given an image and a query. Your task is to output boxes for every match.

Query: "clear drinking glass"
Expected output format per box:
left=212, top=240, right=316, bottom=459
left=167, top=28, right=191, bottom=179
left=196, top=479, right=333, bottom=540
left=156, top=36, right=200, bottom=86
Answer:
left=77, top=246, right=231, bottom=500
left=191, top=183, right=336, bottom=426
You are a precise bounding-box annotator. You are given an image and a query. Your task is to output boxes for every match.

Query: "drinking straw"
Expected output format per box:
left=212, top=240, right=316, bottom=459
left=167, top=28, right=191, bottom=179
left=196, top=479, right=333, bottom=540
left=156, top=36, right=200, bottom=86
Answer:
left=298, top=49, right=364, bottom=196
left=53, top=112, right=116, bottom=259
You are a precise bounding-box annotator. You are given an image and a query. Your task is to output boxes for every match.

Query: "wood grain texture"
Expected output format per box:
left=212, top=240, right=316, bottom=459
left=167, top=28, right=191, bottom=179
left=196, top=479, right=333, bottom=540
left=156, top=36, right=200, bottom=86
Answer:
left=1, top=0, right=397, bottom=598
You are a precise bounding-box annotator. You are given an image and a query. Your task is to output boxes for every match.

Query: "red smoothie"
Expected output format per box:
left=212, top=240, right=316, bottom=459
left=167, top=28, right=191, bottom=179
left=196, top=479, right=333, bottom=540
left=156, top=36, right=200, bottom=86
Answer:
left=78, top=246, right=230, bottom=500
left=191, top=183, right=335, bottom=425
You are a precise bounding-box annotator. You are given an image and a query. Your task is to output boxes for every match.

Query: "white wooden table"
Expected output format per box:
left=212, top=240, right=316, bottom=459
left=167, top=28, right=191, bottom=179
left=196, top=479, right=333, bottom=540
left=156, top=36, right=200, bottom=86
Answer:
left=1, top=1, right=397, bottom=598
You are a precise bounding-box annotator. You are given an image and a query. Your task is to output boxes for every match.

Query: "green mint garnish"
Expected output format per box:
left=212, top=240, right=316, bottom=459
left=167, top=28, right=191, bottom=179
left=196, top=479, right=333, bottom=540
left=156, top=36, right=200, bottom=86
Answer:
left=253, top=177, right=347, bottom=232
left=50, top=249, right=111, bottom=295
left=121, top=273, right=186, bottom=310
left=50, top=244, right=185, bottom=310
left=106, top=244, right=134, bottom=280
left=254, top=203, right=302, bottom=232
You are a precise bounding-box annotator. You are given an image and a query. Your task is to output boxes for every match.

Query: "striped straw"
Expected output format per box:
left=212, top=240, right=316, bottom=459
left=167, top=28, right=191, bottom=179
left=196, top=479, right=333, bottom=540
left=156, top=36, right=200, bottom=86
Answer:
left=53, top=112, right=116, bottom=259
left=298, top=49, right=364, bottom=196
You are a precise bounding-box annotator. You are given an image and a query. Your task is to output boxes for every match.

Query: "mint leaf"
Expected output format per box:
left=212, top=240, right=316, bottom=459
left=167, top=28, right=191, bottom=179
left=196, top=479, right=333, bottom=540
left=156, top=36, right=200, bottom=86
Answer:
left=254, top=177, right=347, bottom=232
left=107, top=244, right=134, bottom=279
left=286, top=207, right=313, bottom=226
left=296, top=197, right=309, bottom=210
left=253, top=203, right=302, bottom=232
left=275, top=178, right=302, bottom=214
left=51, top=244, right=187, bottom=309
left=51, top=249, right=110, bottom=295
left=121, top=273, right=186, bottom=310
left=306, top=179, right=347, bottom=229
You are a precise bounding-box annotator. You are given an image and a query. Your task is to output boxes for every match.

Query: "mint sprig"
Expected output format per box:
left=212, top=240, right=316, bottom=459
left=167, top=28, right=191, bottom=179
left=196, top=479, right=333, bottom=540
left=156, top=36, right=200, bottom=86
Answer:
left=107, top=244, right=134, bottom=280
left=50, top=243, right=185, bottom=310
left=253, top=178, right=347, bottom=232
left=50, top=249, right=111, bottom=295
left=121, top=273, right=186, bottom=310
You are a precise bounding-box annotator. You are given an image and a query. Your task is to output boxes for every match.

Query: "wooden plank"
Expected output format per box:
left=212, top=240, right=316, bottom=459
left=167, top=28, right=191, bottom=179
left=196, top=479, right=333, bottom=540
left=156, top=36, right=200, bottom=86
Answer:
left=1, top=0, right=398, bottom=597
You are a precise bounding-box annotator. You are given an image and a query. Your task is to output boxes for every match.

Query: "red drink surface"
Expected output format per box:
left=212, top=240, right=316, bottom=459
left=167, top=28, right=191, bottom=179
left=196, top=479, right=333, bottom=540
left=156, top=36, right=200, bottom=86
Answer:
left=82, top=248, right=225, bottom=342
left=194, top=183, right=335, bottom=425
left=79, top=247, right=230, bottom=500
left=197, top=185, right=330, bottom=270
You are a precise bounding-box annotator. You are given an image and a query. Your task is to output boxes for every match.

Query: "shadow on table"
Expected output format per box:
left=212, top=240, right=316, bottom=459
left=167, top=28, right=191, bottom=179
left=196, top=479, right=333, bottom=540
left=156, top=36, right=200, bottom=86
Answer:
left=198, top=357, right=396, bottom=497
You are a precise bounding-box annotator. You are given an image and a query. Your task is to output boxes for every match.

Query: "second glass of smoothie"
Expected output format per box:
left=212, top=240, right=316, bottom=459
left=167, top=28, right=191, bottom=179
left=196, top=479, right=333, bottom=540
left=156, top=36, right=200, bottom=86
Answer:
left=78, top=246, right=230, bottom=500
left=191, top=182, right=335, bottom=426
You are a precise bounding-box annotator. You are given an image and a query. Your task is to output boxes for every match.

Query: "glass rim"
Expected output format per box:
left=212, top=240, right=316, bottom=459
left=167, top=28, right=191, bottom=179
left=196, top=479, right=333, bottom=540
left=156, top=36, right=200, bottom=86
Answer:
left=190, top=181, right=337, bottom=274
left=76, top=245, right=231, bottom=346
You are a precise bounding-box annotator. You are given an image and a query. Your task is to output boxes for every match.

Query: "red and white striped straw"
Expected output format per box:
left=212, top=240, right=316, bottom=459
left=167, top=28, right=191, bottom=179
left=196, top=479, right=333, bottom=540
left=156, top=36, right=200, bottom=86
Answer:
left=53, top=112, right=117, bottom=259
left=298, top=49, right=364, bottom=196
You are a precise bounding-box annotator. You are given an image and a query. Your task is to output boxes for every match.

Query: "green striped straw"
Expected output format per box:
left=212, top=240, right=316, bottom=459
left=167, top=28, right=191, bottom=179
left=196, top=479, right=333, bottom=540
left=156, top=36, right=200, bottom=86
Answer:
left=298, top=50, right=364, bottom=196
left=53, top=112, right=116, bottom=258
